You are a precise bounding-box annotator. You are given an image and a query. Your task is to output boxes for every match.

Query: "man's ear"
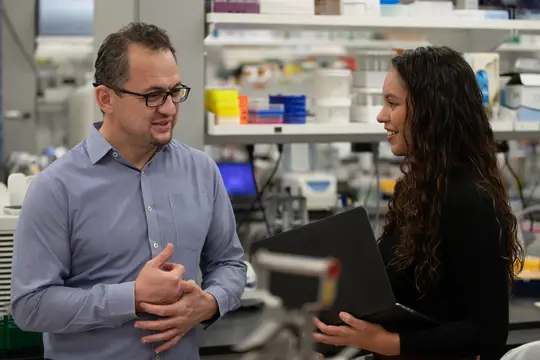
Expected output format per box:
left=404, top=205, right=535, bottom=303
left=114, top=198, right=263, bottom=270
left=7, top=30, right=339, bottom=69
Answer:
left=95, top=85, right=114, bottom=114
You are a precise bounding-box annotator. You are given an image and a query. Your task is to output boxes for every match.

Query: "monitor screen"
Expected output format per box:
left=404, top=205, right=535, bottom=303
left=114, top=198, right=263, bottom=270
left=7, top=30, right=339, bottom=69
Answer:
left=217, top=162, right=257, bottom=197
left=37, top=0, right=94, bottom=36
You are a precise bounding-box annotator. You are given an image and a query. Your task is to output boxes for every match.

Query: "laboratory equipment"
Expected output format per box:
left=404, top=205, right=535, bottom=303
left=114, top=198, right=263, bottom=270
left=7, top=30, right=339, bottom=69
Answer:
left=240, top=261, right=263, bottom=307
left=250, top=206, right=438, bottom=357
left=281, top=172, right=337, bottom=211
left=67, top=82, right=96, bottom=148
left=234, top=249, right=359, bottom=360
left=0, top=173, right=32, bottom=309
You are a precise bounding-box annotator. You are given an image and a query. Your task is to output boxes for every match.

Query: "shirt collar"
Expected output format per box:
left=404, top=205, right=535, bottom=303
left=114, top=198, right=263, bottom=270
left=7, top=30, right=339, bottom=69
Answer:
left=86, top=122, right=171, bottom=165
left=86, top=122, right=112, bottom=164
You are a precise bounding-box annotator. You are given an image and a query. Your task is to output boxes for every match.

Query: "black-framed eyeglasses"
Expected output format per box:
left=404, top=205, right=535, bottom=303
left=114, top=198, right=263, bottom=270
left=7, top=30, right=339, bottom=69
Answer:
left=93, top=83, right=191, bottom=107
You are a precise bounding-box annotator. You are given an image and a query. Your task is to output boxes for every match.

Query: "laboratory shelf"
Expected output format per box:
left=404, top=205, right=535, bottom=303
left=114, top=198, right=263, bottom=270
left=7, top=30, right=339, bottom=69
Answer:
left=206, top=121, right=386, bottom=144
left=206, top=13, right=540, bottom=32
left=204, top=37, right=430, bottom=50
left=206, top=13, right=540, bottom=52
left=205, top=119, right=539, bottom=144
left=497, top=43, right=540, bottom=52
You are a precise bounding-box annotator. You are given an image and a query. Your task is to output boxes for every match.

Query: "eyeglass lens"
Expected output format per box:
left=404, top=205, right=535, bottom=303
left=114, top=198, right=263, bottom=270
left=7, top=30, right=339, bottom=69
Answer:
left=147, top=88, right=189, bottom=107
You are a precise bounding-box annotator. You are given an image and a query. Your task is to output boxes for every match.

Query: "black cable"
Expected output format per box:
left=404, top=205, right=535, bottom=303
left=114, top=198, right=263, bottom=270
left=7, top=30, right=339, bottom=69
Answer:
left=245, top=145, right=272, bottom=236
left=1, top=7, right=38, bottom=75
left=236, top=144, right=284, bottom=234
left=503, top=152, right=534, bottom=231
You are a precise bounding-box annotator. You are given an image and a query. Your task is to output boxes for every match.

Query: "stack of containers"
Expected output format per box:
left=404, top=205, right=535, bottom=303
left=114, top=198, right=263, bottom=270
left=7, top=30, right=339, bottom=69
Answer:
left=313, top=69, right=352, bottom=124
left=260, top=0, right=314, bottom=14
left=352, top=51, right=391, bottom=123
left=239, top=95, right=248, bottom=124
left=341, top=0, right=381, bottom=16
left=248, top=104, right=284, bottom=124
left=205, top=0, right=260, bottom=13
left=269, top=95, right=307, bottom=124
left=204, top=88, right=241, bottom=125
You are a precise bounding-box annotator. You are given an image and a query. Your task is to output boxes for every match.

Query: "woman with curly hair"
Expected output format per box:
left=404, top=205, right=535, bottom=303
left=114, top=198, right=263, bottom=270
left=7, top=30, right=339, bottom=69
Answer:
left=314, top=46, right=524, bottom=360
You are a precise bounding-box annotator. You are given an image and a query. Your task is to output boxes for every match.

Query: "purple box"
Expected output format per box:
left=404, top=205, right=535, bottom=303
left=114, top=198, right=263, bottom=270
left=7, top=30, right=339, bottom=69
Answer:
left=206, top=1, right=260, bottom=13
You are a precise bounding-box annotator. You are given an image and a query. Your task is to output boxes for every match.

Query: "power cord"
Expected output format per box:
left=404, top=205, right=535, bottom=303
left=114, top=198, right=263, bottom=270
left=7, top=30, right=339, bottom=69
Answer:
left=498, top=141, right=533, bottom=231
left=245, top=145, right=272, bottom=236
left=236, top=144, right=284, bottom=235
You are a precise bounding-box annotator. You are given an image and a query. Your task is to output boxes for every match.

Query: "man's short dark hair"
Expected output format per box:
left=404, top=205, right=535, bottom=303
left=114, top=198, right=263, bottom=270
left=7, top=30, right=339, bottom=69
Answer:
left=94, top=22, right=176, bottom=89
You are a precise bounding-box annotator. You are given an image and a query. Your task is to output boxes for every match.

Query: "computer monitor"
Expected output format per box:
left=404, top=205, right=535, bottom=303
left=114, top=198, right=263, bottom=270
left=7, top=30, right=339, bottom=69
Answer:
left=217, top=162, right=257, bottom=197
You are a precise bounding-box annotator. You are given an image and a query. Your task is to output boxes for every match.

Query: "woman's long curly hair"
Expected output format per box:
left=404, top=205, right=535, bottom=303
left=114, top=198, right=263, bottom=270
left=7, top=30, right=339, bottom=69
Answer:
left=383, top=46, right=524, bottom=293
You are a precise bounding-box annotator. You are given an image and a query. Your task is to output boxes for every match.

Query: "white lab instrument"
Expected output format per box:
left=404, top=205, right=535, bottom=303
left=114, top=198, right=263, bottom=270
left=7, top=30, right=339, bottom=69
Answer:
left=0, top=173, right=30, bottom=312
left=67, top=82, right=98, bottom=148
left=281, top=172, right=337, bottom=211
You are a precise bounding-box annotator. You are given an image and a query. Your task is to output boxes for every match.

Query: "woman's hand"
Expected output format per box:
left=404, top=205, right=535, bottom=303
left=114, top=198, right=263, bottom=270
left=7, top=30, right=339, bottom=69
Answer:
left=313, top=312, right=401, bottom=356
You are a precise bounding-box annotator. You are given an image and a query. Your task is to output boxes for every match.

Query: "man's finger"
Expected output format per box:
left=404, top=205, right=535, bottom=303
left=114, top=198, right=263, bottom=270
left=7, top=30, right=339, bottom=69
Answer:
left=139, top=302, right=175, bottom=317
left=141, top=327, right=181, bottom=344
left=179, top=280, right=199, bottom=293
left=162, top=262, right=185, bottom=279
left=135, top=317, right=177, bottom=331
left=149, top=243, right=174, bottom=267
left=156, top=333, right=183, bottom=354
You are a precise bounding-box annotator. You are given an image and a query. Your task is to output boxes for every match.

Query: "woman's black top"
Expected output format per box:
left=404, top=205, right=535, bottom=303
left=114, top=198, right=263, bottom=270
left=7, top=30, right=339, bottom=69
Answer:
left=378, top=176, right=510, bottom=360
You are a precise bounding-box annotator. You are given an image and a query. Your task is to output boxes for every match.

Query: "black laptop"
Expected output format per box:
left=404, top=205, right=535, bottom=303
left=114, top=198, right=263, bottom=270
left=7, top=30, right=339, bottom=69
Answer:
left=250, top=206, right=439, bottom=356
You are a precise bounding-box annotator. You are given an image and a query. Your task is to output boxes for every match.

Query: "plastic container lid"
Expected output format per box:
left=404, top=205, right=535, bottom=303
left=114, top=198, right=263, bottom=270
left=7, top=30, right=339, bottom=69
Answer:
left=249, top=108, right=285, bottom=116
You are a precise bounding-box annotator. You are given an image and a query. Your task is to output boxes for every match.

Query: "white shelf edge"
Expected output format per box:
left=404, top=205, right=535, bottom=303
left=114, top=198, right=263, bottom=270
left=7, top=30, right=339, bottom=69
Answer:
left=497, top=43, right=540, bottom=52
left=204, top=37, right=430, bottom=49
left=207, top=13, right=540, bottom=31
left=205, top=118, right=540, bottom=144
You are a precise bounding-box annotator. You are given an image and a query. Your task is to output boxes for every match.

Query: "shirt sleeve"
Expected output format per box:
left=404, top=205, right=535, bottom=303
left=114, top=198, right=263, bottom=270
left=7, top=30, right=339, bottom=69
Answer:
left=200, top=160, right=247, bottom=326
left=399, top=183, right=510, bottom=357
left=10, top=172, right=138, bottom=333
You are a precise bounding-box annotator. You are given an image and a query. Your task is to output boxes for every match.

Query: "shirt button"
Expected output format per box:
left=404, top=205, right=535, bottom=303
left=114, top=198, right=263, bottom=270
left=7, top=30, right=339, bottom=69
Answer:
left=112, top=152, right=118, bottom=157
left=153, top=242, right=159, bottom=249
left=147, top=205, right=153, bottom=212
left=155, top=356, right=160, bottom=360
left=141, top=171, right=145, bottom=176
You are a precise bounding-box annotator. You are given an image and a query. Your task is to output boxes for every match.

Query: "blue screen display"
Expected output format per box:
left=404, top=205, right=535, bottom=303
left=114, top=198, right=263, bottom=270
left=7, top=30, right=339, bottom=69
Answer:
left=217, top=163, right=257, bottom=196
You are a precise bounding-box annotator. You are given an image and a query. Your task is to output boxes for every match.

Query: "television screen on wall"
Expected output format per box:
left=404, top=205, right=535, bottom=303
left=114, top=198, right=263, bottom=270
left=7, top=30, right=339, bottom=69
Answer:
left=37, top=0, right=93, bottom=36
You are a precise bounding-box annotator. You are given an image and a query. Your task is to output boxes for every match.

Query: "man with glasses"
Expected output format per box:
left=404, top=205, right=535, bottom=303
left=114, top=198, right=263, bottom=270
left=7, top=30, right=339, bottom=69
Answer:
left=10, top=22, right=246, bottom=360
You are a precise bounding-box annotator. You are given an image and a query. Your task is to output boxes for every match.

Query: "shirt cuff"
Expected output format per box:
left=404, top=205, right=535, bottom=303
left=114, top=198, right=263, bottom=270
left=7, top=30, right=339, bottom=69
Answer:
left=106, top=281, right=137, bottom=324
left=202, top=285, right=234, bottom=328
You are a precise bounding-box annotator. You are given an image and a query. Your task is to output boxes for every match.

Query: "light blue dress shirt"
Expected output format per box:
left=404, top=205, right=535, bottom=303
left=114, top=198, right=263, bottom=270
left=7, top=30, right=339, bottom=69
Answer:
left=10, top=123, right=247, bottom=360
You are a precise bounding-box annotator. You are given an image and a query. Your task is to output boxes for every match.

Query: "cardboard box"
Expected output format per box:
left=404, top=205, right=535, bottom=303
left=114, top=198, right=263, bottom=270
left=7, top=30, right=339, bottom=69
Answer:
left=463, top=52, right=500, bottom=120
left=505, top=73, right=540, bottom=130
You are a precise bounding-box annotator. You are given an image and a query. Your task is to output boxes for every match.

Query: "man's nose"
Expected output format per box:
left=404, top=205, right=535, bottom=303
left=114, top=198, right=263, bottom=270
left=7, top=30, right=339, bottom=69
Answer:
left=158, top=95, right=177, bottom=115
